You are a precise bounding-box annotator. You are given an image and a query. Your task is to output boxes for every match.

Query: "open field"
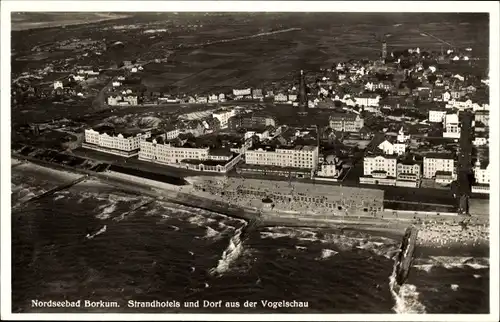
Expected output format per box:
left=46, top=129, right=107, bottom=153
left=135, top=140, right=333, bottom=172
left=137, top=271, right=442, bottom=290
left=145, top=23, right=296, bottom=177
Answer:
left=11, top=12, right=130, bottom=31
left=11, top=12, right=488, bottom=130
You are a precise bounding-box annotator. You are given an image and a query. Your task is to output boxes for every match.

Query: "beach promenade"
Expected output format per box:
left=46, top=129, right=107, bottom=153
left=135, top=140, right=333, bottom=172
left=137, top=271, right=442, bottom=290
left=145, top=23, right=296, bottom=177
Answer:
left=11, top=157, right=490, bottom=249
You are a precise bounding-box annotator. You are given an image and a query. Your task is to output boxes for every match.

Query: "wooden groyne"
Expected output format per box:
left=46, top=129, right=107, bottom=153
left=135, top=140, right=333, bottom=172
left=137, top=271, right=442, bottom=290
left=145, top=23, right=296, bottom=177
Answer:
left=22, top=175, right=88, bottom=205
left=111, top=198, right=157, bottom=221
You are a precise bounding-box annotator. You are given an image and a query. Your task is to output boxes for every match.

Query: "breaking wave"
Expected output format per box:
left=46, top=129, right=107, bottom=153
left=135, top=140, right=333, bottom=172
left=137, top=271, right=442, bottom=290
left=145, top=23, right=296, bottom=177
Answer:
left=413, top=257, right=489, bottom=272
left=260, top=226, right=399, bottom=258
left=318, top=249, right=338, bottom=260
left=210, top=225, right=245, bottom=275
left=96, top=202, right=117, bottom=220
left=389, top=260, right=427, bottom=314
left=205, top=226, right=221, bottom=239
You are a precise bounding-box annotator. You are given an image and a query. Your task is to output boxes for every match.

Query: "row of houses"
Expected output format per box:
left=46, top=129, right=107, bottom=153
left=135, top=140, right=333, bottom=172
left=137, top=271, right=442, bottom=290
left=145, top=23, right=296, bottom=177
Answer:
left=360, top=151, right=490, bottom=192
left=428, top=108, right=489, bottom=141
left=107, top=95, right=138, bottom=106
left=83, top=128, right=244, bottom=173
left=82, top=125, right=326, bottom=178
left=360, top=153, right=456, bottom=188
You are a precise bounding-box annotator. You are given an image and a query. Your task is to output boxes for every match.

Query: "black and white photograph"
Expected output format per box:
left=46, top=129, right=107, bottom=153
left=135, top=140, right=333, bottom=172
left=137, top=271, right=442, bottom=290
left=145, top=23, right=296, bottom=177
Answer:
left=1, top=1, right=499, bottom=320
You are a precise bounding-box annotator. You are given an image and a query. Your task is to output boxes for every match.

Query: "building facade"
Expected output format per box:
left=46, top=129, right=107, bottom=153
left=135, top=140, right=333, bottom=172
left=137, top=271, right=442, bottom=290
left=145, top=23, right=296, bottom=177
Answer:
left=423, top=153, right=456, bottom=179
left=139, top=136, right=242, bottom=173
left=329, top=114, right=364, bottom=132
left=228, top=114, right=276, bottom=130
left=429, top=110, right=447, bottom=123
left=396, top=161, right=421, bottom=179
left=83, top=128, right=151, bottom=157
left=363, top=155, right=397, bottom=178
left=165, top=129, right=180, bottom=140
left=473, top=161, right=490, bottom=185
left=474, top=110, right=489, bottom=127
left=139, top=139, right=209, bottom=164
left=354, top=94, right=380, bottom=107
left=443, top=113, right=461, bottom=139
left=245, top=145, right=319, bottom=170
left=212, top=109, right=236, bottom=129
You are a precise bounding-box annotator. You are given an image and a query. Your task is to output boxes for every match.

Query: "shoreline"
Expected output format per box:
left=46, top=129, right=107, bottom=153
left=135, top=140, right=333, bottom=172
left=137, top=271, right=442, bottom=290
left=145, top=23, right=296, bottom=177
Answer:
left=11, top=157, right=489, bottom=249
left=12, top=14, right=130, bottom=31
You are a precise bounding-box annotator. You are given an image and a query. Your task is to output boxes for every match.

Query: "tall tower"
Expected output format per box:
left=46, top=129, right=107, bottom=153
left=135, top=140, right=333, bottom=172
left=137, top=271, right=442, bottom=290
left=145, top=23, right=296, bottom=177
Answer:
left=381, top=41, right=387, bottom=60
left=298, top=70, right=308, bottom=116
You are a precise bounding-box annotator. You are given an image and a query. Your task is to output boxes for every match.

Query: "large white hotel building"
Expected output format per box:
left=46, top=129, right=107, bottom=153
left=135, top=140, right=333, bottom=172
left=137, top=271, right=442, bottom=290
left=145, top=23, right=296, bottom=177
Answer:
left=83, top=127, right=151, bottom=157
left=244, top=145, right=319, bottom=170
left=139, top=135, right=242, bottom=173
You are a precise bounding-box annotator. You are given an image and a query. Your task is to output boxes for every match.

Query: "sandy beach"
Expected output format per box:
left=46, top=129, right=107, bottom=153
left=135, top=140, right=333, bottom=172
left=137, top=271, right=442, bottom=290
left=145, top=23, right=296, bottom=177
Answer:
left=186, top=175, right=490, bottom=249
left=12, top=158, right=490, bottom=249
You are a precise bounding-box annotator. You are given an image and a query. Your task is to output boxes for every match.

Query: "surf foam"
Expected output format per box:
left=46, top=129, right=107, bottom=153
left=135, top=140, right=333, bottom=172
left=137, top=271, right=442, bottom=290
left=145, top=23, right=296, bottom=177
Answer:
left=210, top=225, right=245, bottom=275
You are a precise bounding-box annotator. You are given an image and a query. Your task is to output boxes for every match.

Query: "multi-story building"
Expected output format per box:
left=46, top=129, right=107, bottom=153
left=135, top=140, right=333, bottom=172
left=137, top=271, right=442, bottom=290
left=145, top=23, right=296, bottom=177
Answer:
left=423, top=153, right=456, bottom=179
left=139, top=136, right=208, bottom=164
left=378, top=140, right=394, bottom=155
left=443, top=113, right=461, bottom=139
left=316, top=155, right=341, bottom=178
left=107, top=95, right=138, bottom=106
left=378, top=140, right=407, bottom=156
left=252, top=89, right=264, bottom=100
left=329, top=113, right=364, bottom=132
left=212, top=109, right=236, bottom=129
left=165, top=129, right=180, bottom=140
left=317, top=164, right=340, bottom=178
left=233, top=88, right=251, bottom=99
left=354, top=93, right=381, bottom=107
left=139, top=135, right=242, bottom=173
left=396, top=160, right=421, bottom=179
left=362, top=154, right=397, bottom=178
left=360, top=154, right=398, bottom=186
left=83, top=127, right=151, bottom=157
left=473, top=160, right=490, bottom=185
left=395, top=159, right=421, bottom=187
left=472, top=160, right=490, bottom=194
left=474, top=110, right=489, bottom=127
left=472, top=135, right=488, bottom=147
left=446, top=99, right=473, bottom=110
left=274, top=93, right=288, bottom=102
left=228, top=114, right=276, bottom=130
left=244, top=129, right=270, bottom=141
left=429, top=109, right=447, bottom=123
left=245, top=145, right=319, bottom=170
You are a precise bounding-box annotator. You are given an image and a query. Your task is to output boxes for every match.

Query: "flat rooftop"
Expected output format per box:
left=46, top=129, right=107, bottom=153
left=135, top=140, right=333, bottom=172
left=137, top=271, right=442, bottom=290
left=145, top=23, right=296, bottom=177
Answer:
left=91, top=126, right=147, bottom=138
left=248, top=144, right=317, bottom=152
